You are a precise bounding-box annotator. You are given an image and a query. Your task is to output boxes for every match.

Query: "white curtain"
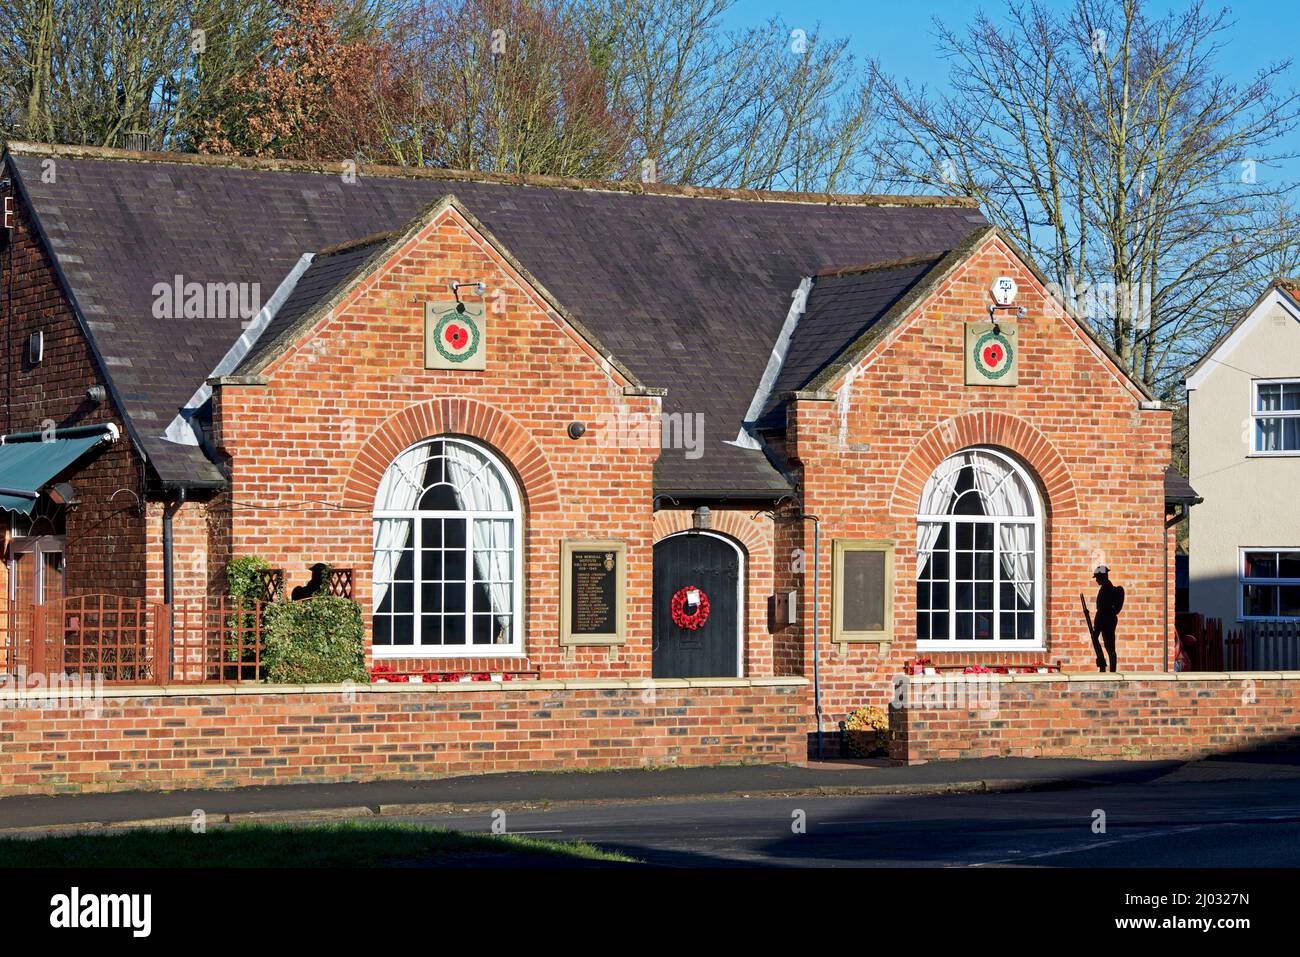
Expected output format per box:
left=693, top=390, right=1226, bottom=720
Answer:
left=916, top=453, right=967, bottom=580
left=443, top=442, right=515, bottom=643
left=966, top=451, right=1034, bottom=605
left=372, top=449, right=421, bottom=612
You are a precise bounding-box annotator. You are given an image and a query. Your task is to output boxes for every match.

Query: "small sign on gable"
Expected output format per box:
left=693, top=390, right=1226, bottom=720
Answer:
left=964, top=320, right=1018, bottom=387
left=425, top=300, right=486, bottom=370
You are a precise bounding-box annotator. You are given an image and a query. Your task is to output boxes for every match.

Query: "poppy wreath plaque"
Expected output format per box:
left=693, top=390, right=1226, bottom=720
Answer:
left=433, top=309, right=482, bottom=363
left=670, top=586, right=710, bottom=631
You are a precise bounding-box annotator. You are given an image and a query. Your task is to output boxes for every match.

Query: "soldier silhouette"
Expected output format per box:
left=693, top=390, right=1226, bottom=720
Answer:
left=1080, top=565, right=1124, bottom=672
left=291, top=563, right=329, bottom=601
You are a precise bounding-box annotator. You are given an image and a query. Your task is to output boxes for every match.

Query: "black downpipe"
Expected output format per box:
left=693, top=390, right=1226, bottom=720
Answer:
left=162, top=489, right=187, bottom=683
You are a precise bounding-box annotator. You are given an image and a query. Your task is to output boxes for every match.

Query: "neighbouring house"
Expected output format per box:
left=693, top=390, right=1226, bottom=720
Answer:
left=0, top=142, right=1192, bottom=788
left=1186, top=280, right=1300, bottom=646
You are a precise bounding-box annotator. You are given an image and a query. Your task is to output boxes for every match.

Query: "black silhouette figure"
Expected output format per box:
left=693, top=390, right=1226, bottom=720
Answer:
left=1081, top=565, right=1125, bottom=672
left=291, top=563, right=330, bottom=601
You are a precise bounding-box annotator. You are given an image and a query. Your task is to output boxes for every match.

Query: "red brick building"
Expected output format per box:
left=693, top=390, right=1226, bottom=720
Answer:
left=0, top=143, right=1192, bottom=758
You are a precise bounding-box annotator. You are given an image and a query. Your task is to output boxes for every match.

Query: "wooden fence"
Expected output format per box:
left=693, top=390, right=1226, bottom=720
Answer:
left=1174, top=614, right=1244, bottom=671
left=1241, top=619, right=1300, bottom=670
left=2, top=594, right=265, bottom=685
left=1174, top=613, right=1300, bottom=671
left=1, top=569, right=354, bottom=686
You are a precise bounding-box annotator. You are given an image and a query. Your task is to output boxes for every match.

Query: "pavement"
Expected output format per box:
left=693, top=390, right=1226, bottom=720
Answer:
left=0, top=754, right=1219, bottom=834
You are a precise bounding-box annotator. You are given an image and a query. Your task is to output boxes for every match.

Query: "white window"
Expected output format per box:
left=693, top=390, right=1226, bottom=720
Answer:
left=916, top=447, right=1044, bottom=650
left=1240, top=549, right=1300, bottom=620
left=1253, top=379, right=1300, bottom=454
left=372, top=437, right=523, bottom=656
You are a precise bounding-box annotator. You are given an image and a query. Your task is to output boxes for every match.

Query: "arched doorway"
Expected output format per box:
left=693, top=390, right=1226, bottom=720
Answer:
left=652, top=531, right=743, bottom=677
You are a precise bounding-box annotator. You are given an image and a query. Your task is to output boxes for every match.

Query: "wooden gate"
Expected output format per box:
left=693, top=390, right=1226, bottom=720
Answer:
left=652, top=532, right=742, bottom=678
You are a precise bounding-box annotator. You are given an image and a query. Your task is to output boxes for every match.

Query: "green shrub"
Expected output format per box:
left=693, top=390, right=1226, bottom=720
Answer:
left=225, top=556, right=273, bottom=667
left=227, top=556, right=273, bottom=604
left=262, top=596, right=367, bottom=684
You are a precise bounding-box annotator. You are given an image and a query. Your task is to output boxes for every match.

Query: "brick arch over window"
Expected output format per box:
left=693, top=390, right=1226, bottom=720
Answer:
left=342, top=398, right=561, bottom=512
left=652, top=510, right=772, bottom=565
left=891, top=412, right=1079, bottom=520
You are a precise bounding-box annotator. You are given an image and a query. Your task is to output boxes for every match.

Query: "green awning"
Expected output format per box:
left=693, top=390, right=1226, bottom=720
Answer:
left=0, top=425, right=116, bottom=514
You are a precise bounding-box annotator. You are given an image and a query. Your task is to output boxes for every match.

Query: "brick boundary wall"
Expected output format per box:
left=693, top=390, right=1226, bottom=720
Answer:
left=0, top=678, right=808, bottom=797
left=891, top=673, right=1300, bottom=764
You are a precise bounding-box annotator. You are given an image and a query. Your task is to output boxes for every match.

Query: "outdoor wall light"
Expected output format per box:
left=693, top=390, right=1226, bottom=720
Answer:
left=48, top=482, right=79, bottom=506
left=567, top=421, right=586, bottom=440
left=451, top=281, right=487, bottom=311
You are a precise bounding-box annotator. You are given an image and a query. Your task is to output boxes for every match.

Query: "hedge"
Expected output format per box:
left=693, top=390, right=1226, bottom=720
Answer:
left=262, top=596, right=367, bottom=684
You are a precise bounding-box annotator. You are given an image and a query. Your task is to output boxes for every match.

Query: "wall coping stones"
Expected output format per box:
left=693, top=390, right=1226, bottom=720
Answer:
left=0, top=676, right=809, bottom=703
left=903, top=671, right=1300, bottom=684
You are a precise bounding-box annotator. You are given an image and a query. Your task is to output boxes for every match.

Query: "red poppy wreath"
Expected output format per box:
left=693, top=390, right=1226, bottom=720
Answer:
left=670, top=586, right=710, bottom=631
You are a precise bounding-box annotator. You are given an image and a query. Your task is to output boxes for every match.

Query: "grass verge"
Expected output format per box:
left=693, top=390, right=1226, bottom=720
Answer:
left=0, top=821, right=635, bottom=868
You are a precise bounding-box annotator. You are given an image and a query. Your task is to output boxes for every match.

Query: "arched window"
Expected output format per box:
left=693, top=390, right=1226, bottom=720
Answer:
left=372, top=437, right=523, bottom=655
left=916, top=447, right=1043, bottom=649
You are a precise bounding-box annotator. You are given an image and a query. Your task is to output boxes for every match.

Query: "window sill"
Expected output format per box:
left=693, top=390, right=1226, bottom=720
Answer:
left=371, top=648, right=527, bottom=659
left=915, top=647, right=1045, bottom=655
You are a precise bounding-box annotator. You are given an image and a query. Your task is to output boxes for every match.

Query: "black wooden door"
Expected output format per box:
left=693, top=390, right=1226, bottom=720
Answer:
left=653, top=533, right=741, bottom=678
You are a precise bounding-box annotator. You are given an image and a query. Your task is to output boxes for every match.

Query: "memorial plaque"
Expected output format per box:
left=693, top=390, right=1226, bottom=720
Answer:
left=569, top=549, right=617, bottom=636
left=561, top=540, right=625, bottom=645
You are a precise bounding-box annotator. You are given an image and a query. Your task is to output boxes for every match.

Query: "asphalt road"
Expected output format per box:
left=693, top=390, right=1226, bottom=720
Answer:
left=397, top=776, right=1300, bottom=867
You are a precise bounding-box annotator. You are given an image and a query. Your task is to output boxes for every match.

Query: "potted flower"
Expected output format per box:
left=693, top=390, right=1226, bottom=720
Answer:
left=840, top=706, right=890, bottom=758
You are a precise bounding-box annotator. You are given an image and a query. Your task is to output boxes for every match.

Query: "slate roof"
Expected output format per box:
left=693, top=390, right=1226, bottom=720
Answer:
left=6, top=144, right=987, bottom=495
left=238, top=235, right=393, bottom=375
left=755, top=256, right=945, bottom=430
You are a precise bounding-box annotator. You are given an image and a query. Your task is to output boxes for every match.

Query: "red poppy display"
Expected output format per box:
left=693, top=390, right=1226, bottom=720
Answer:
left=670, top=586, right=710, bottom=630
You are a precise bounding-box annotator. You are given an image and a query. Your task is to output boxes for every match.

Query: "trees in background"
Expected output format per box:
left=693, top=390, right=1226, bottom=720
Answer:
left=197, top=0, right=880, bottom=187
left=872, top=0, right=1300, bottom=394
left=201, top=0, right=388, bottom=159
left=0, top=0, right=881, bottom=190
left=584, top=0, right=877, bottom=190
left=0, top=0, right=398, bottom=151
left=363, top=0, right=634, bottom=175
left=2, top=0, right=1298, bottom=387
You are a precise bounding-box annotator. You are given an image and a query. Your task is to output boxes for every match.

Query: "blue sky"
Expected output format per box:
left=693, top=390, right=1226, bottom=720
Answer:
left=725, top=0, right=1300, bottom=182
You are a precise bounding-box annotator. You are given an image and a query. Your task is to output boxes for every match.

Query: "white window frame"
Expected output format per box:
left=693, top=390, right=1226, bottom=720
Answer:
left=372, top=437, right=524, bottom=658
left=916, top=447, right=1045, bottom=652
left=1250, top=378, right=1300, bottom=456
left=1238, top=547, right=1300, bottom=621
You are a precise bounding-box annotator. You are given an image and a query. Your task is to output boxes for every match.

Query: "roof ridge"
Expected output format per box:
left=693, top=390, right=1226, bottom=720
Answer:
left=315, top=231, right=398, bottom=257
left=815, top=253, right=946, bottom=278
left=5, top=141, right=981, bottom=210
